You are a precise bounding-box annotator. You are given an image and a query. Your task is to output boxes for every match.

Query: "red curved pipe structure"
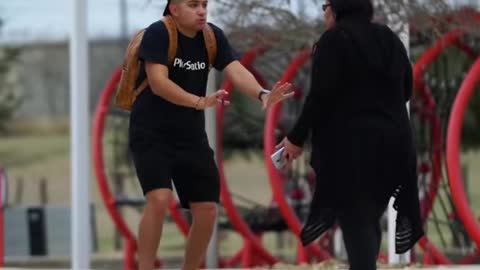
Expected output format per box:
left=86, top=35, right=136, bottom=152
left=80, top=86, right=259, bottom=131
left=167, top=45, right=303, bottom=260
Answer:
left=92, top=68, right=140, bottom=270
left=94, top=68, right=194, bottom=269
left=446, top=57, right=480, bottom=259
left=168, top=200, right=190, bottom=236
left=410, top=7, right=480, bottom=40
left=412, top=30, right=458, bottom=224
left=259, top=28, right=477, bottom=265
left=216, top=45, right=280, bottom=267
left=412, top=28, right=479, bottom=264
left=414, top=30, right=470, bottom=90
left=94, top=47, right=278, bottom=269
left=92, top=68, right=247, bottom=269
left=91, top=26, right=480, bottom=268
left=263, top=48, right=331, bottom=262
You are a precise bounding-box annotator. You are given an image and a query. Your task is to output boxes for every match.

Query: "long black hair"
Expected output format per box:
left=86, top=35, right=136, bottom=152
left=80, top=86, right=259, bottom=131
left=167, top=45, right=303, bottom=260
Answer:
left=329, top=0, right=374, bottom=22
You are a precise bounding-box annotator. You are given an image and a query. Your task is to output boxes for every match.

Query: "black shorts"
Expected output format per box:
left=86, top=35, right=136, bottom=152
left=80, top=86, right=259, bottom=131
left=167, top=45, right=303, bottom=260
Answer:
left=128, top=125, right=220, bottom=209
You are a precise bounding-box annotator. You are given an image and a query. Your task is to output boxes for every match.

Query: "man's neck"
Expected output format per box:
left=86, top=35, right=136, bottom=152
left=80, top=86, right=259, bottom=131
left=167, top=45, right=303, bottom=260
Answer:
left=175, top=21, right=198, bottom=38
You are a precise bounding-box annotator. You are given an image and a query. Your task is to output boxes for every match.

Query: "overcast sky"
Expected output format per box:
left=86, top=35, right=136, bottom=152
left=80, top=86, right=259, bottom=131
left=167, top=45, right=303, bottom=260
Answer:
left=0, top=0, right=346, bottom=44
left=0, top=0, right=477, bottom=45
left=0, top=0, right=168, bottom=44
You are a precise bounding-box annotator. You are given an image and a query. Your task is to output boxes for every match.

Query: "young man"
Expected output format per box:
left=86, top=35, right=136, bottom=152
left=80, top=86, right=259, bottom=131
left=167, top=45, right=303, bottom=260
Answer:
left=129, top=0, right=293, bottom=269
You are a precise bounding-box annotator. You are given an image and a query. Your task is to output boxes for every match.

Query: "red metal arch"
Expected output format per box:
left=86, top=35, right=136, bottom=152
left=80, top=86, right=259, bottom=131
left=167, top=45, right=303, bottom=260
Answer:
left=92, top=68, right=247, bottom=269
left=413, top=28, right=478, bottom=265
left=92, top=67, right=141, bottom=269
left=93, top=68, right=176, bottom=269
left=93, top=46, right=279, bottom=269
left=446, top=57, right=480, bottom=259
left=216, top=45, right=279, bottom=267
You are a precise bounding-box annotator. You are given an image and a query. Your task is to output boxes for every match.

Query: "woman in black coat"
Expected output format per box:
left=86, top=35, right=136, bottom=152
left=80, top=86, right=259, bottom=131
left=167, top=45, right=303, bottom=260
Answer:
left=277, top=0, right=424, bottom=269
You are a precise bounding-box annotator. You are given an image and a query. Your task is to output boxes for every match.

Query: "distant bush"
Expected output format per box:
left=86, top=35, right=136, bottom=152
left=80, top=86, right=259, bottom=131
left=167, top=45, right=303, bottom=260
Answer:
left=0, top=47, right=22, bottom=133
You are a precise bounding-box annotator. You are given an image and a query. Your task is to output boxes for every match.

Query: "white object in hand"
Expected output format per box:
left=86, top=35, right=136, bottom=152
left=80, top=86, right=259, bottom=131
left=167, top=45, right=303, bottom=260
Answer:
left=271, top=147, right=287, bottom=169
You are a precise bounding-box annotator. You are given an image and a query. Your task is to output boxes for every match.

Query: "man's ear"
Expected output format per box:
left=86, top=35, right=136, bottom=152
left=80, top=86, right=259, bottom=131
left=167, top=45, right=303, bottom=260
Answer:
left=170, top=4, right=180, bottom=16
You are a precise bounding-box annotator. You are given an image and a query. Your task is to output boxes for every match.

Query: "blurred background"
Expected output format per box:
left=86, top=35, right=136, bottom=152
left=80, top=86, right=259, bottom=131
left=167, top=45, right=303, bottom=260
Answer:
left=1, top=0, right=480, bottom=269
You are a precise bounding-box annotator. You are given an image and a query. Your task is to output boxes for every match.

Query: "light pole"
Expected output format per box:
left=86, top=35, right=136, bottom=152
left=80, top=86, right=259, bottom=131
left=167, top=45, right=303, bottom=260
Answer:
left=70, top=0, right=91, bottom=268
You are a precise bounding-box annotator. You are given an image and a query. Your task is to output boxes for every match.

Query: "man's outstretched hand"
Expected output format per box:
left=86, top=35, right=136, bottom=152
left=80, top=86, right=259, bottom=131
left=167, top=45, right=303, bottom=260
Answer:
left=262, top=82, right=294, bottom=110
left=198, top=89, right=229, bottom=110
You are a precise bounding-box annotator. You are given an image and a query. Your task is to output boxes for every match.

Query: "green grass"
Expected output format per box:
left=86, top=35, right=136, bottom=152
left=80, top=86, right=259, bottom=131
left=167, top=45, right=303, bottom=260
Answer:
left=0, top=134, right=69, bottom=168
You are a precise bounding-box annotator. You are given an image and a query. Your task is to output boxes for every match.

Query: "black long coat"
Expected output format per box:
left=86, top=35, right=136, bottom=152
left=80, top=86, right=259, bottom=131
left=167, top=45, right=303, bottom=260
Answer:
left=287, top=18, right=424, bottom=253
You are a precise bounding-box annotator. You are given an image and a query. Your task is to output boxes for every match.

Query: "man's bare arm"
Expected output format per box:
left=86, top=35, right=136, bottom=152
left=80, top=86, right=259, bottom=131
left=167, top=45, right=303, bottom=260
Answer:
left=224, top=61, right=264, bottom=100
left=224, top=60, right=294, bottom=110
left=145, top=62, right=201, bottom=108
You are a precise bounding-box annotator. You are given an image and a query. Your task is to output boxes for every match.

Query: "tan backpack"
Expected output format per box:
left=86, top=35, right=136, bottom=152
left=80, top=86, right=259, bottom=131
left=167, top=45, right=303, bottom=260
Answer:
left=114, top=15, right=217, bottom=112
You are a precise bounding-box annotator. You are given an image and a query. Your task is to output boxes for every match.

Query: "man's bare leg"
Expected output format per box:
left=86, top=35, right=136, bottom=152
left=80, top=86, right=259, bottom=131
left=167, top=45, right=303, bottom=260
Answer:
left=181, top=202, right=217, bottom=270
left=138, top=189, right=173, bottom=270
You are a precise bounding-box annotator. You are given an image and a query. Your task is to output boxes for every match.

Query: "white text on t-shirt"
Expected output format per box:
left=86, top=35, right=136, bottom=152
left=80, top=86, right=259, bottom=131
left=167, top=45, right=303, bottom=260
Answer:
left=173, top=58, right=206, bottom=71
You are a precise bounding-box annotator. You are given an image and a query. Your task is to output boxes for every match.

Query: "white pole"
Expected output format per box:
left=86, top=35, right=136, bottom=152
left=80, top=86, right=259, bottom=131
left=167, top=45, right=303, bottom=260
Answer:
left=204, top=3, right=219, bottom=266
left=387, top=199, right=400, bottom=264
left=120, top=0, right=128, bottom=40
left=70, top=0, right=91, bottom=268
left=333, top=229, right=346, bottom=259
left=205, top=70, right=219, bottom=268
left=387, top=0, right=411, bottom=265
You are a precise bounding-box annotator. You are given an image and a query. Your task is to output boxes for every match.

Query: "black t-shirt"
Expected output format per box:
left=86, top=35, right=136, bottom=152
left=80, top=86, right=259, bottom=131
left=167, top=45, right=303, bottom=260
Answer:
left=130, top=20, right=237, bottom=140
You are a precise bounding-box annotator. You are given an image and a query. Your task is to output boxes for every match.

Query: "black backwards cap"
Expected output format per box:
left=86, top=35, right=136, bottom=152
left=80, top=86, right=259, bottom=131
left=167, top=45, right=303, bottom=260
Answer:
left=163, top=0, right=172, bottom=16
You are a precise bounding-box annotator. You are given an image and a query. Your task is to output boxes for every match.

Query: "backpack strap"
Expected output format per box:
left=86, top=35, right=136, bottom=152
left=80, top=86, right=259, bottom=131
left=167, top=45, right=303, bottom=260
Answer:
left=203, top=24, right=217, bottom=70
left=130, top=30, right=147, bottom=98
left=163, top=15, right=178, bottom=66
left=134, top=16, right=178, bottom=97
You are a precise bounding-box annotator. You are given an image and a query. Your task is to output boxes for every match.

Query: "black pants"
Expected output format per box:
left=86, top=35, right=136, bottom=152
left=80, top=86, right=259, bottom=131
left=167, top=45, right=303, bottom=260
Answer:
left=337, top=199, right=387, bottom=270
